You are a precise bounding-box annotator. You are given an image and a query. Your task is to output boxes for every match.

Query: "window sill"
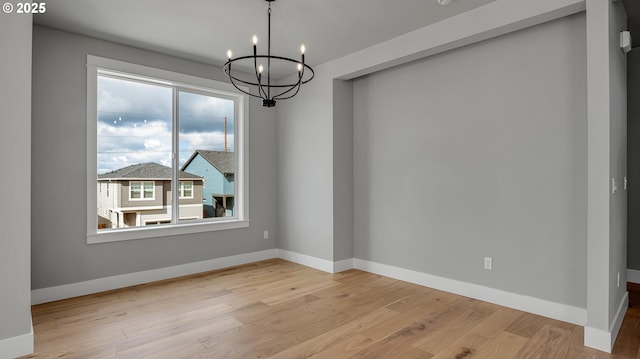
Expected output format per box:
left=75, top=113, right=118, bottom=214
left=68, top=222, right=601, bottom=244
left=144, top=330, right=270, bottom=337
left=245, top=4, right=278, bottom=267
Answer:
left=87, top=219, right=250, bottom=244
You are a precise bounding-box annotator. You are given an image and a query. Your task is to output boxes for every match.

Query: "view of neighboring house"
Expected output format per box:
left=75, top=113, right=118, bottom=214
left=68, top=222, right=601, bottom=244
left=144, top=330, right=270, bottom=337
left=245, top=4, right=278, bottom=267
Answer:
left=181, top=150, right=235, bottom=218
left=97, top=162, right=204, bottom=229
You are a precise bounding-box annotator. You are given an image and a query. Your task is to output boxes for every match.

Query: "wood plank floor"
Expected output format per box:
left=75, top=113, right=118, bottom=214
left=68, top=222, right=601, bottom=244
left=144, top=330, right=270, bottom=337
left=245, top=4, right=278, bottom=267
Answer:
left=19, top=259, right=640, bottom=359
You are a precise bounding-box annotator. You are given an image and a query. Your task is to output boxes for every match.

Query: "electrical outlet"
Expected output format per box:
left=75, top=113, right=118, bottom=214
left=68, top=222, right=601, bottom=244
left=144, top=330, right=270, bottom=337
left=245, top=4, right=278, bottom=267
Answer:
left=484, top=257, right=493, bottom=270
left=263, top=230, right=269, bottom=240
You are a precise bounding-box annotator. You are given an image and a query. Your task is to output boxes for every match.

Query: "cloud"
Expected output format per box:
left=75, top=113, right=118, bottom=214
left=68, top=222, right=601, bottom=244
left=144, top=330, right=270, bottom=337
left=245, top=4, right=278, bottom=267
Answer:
left=97, top=121, right=234, bottom=174
left=98, top=76, right=172, bottom=126
left=178, top=131, right=235, bottom=164
left=96, top=75, right=235, bottom=174
left=97, top=120, right=172, bottom=173
left=179, top=91, right=235, bottom=134
left=97, top=87, right=133, bottom=115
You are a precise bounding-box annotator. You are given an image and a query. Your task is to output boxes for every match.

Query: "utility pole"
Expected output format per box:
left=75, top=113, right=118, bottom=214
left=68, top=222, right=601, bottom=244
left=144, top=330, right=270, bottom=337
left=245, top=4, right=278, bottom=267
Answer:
left=223, top=116, right=228, bottom=153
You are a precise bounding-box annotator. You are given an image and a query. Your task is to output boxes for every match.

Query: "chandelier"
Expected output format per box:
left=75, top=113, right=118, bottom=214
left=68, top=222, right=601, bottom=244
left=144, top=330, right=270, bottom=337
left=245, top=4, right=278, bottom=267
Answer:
left=223, top=0, right=315, bottom=107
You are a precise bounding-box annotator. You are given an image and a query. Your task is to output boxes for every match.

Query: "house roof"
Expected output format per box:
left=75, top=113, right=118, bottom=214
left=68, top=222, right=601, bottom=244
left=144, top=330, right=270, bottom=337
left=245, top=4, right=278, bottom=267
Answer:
left=98, top=162, right=202, bottom=180
left=182, top=150, right=235, bottom=175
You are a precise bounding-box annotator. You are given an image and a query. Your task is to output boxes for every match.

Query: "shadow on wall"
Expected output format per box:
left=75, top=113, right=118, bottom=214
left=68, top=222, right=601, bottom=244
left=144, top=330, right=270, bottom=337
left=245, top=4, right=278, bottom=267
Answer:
left=628, top=48, right=640, bottom=276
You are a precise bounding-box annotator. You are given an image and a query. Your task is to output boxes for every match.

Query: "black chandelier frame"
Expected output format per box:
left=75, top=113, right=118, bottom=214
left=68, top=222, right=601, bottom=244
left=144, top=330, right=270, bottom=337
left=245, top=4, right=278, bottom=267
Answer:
left=223, top=0, right=314, bottom=107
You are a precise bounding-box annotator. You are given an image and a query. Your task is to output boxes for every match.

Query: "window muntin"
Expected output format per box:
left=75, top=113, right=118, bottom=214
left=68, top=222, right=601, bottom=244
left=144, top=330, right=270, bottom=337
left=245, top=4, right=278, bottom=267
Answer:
left=87, top=55, right=249, bottom=243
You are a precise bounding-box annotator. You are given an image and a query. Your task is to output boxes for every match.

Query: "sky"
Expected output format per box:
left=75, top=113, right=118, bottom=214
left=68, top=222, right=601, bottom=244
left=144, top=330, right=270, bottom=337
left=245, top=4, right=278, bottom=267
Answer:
left=97, top=76, right=235, bottom=174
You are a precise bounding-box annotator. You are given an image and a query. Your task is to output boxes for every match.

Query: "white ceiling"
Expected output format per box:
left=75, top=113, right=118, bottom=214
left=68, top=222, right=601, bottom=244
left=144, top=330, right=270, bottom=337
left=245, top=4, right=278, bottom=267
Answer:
left=34, top=0, right=498, bottom=78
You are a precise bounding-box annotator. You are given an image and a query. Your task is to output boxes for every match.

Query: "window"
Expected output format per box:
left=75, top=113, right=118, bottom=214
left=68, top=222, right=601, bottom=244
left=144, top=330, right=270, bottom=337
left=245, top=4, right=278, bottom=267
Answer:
left=87, top=56, right=249, bottom=243
left=179, top=181, right=193, bottom=199
left=130, top=181, right=155, bottom=200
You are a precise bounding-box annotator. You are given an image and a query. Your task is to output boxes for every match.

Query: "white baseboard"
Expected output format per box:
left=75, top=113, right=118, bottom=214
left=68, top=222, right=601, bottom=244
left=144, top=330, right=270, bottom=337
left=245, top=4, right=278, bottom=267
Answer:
left=277, top=249, right=336, bottom=273
left=276, top=250, right=353, bottom=273
left=353, top=258, right=587, bottom=326
left=627, top=269, right=640, bottom=284
left=333, top=258, right=355, bottom=273
left=584, top=291, right=629, bottom=353
left=0, top=319, right=33, bottom=359
left=31, top=249, right=278, bottom=305
left=610, top=291, right=629, bottom=349
left=584, top=326, right=612, bottom=353
left=31, top=248, right=352, bottom=305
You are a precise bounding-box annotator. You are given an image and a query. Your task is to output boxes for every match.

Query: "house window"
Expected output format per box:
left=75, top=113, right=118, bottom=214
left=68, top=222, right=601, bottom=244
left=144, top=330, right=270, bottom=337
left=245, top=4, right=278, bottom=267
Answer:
left=87, top=56, right=249, bottom=244
left=179, top=181, right=193, bottom=199
left=130, top=181, right=155, bottom=200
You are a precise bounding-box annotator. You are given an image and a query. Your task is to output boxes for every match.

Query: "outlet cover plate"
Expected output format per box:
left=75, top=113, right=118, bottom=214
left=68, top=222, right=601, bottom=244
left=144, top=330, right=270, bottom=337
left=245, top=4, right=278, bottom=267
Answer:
left=484, top=257, right=493, bottom=270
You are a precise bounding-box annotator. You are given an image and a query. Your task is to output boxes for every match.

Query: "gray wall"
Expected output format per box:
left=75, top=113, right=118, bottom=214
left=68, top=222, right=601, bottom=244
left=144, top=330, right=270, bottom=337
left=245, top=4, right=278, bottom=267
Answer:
left=332, top=80, right=354, bottom=261
left=0, top=2, right=33, bottom=349
left=275, top=76, right=354, bottom=263
left=352, top=14, right=587, bottom=307
left=628, top=50, right=640, bottom=271
left=276, top=74, right=335, bottom=260
left=31, top=26, right=278, bottom=289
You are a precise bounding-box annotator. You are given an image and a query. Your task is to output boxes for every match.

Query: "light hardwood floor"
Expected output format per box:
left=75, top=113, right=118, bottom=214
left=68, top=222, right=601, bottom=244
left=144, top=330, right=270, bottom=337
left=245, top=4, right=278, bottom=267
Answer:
left=20, top=259, right=640, bottom=358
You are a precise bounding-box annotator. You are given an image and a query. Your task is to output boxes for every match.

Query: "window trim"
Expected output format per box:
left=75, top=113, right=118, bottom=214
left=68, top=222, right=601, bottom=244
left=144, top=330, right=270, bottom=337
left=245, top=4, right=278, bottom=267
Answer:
left=87, top=55, right=249, bottom=244
left=179, top=181, right=194, bottom=199
left=129, top=181, right=155, bottom=201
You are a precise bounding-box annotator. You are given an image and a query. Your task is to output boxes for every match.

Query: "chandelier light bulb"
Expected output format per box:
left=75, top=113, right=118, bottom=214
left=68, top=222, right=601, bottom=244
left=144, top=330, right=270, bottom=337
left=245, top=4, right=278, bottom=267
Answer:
left=297, top=63, right=303, bottom=72
left=300, top=44, right=306, bottom=54
left=227, top=49, right=232, bottom=59
left=252, top=35, right=258, bottom=45
left=258, top=64, right=264, bottom=74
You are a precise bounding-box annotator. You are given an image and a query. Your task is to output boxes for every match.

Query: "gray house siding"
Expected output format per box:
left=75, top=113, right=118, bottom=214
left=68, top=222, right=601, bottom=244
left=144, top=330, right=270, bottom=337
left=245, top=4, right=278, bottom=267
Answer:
left=119, top=180, right=164, bottom=208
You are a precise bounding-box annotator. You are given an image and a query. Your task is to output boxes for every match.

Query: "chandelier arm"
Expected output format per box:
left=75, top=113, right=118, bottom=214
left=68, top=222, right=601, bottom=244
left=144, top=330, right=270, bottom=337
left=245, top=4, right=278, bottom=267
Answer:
left=225, top=69, right=263, bottom=87
left=272, top=73, right=303, bottom=100
left=258, top=81, right=268, bottom=99
left=273, top=65, right=314, bottom=99
left=224, top=61, right=269, bottom=91
left=224, top=63, right=267, bottom=100
left=252, top=51, right=269, bottom=99
left=227, top=74, right=273, bottom=91
left=255, top=71, right=269, bottom=99
left=273, top=83, right=302, bottom=101
left=229, top=77, right=263, bottom=100
left=300, top=66, right=315, bottom=84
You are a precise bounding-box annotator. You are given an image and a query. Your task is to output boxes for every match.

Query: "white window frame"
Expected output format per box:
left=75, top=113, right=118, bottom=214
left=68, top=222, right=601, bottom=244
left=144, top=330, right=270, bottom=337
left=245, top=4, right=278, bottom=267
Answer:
left=179, top=181, right=194, bottom=199
left=130, top=181, right=155, bottom=201
left=86, top=55, right=249, bottom=244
